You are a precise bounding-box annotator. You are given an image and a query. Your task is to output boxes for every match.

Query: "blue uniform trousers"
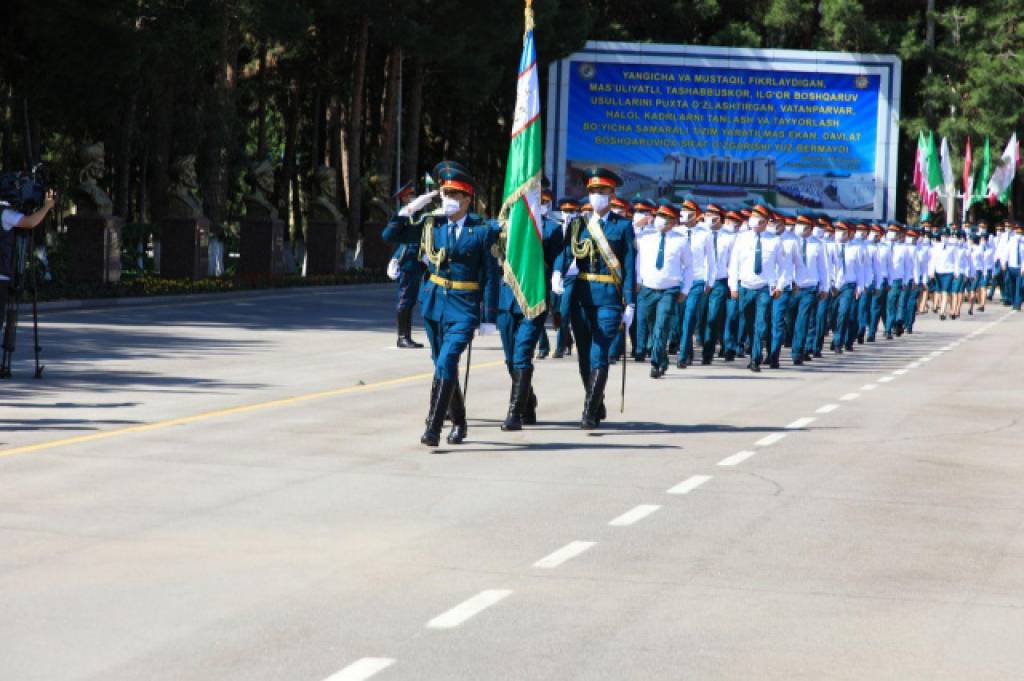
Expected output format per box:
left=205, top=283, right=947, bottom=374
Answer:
left=885, top=279, right=904, bottom=334
left=791, top=287, right=818, bottom=360
left=424, top=318, right=475, bottom=380
left=639, top=286, right=679, bottom=371
left=813, top=295, right=830, bottom=353
left=857, top=283, right=873, bottom=338
left=702, top=279, right=730, bottom=360
left=569, top=292, right=623, bottom=375
left=769, top=287, right=794, bottom=362
left=869, top=283, right=887, bottom=340
left=497, top=310, right=548, bottom=370
left=678, top=280, right=707, bottom=363
left=397, top=267, right=423, bottom=311
left=635, top=286, right=658, bottom=358
left=834, top=283, right=857, bottom=349
left=904, top=285, right=921, bottom=331
left=555, top=290, right=573, bottom=352
left=738, top=286, right=771, bottom=364
left=1009, top=267, right=1023, bottom=310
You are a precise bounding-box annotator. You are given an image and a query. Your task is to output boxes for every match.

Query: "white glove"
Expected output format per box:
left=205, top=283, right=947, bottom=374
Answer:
left=398, top=190, right=438, bottom=217
left=386, top=259, right=400, bottom=281
left=551, top=271, right=565, bottom=295
left=622, top=304, right=635, bottom=330
left=478, top=323, right=497, bottom=336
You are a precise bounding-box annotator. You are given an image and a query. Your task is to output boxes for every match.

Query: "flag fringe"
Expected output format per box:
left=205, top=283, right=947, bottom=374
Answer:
left=502, top=258, right=547, bottom=319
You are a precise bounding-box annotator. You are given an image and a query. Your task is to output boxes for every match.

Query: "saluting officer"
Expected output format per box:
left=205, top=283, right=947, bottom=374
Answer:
left=383, top=163, right=498, bottom=447
left=552, top=167, right=636, bottom=429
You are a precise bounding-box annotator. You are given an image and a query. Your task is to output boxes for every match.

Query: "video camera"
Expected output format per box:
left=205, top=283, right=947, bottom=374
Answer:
left=0, top=163, right=50, bottom=214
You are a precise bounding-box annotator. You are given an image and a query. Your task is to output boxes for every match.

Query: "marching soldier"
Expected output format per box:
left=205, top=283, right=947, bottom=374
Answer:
left=383, top=163, right=498, bottom=447
left=495, top=186, right=564, bottom=431
left=676, top=199, right=716, bottom=368
left=790, top=214, right=829, bottom=365
left=552, top=167, right=636, bottom=429
left=832, top=221, right=867, bottom=352
left=388, top=180, right=432, bottom=349
left=631, top=197, right=658, bottom=363
left=635, top=199, right=692, bottom=378
left=702, top=206, right=738, bottom=364
left=551, top=197, right=580, bottom=359
left=728, top=204, right=783, bottom=373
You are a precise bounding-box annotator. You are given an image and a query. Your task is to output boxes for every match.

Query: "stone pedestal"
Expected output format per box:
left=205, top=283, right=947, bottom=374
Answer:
left=159, top=217, right=209, bottom=280
left=239, top=218, right=284, bottom=278
left=64, top=216, right=123, bottom=284
left=305, top=219, right=345, bottom=275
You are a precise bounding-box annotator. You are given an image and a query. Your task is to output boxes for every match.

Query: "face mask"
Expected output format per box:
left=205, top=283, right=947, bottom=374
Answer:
left=784, top=223, right=795, bottom=233
left=871, top=233, right=881, bottom=242
left=749, top=218, right=764, bottom=231
left=540, top=202, right=551, bottom=217
left=886, top=232, right=897, bottom=241
left=812, top=227, right=824, bottom=239
left=589, top=193, right=610, bottom=213
left=856, top=231, right=867, bottom=240
left=680, top=211, right=695, bottom=224
left=633, top=212, right=649, bottom=226
left=442, top=196, right=462, bottom=216
left=723, top=221, right=737, bottom=233
left=654, top=216, right=668, bottom=231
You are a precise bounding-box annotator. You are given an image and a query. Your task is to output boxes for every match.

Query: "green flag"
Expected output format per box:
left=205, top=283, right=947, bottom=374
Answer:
left=971, top=137, right=991, bottom=207
left=498, top=1, right=546, bottom=319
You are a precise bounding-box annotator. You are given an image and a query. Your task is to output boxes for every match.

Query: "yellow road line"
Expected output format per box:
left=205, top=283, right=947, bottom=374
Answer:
left=0, top=360, right=506, bottom=459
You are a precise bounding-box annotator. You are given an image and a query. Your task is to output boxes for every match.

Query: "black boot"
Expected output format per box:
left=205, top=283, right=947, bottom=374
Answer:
left=421, top=379, right=456, bottom=447
left=397, top=309, right=423, bottom=349
left=501, top=368, right=531, bottom=431
left=581, top=368, right=609, bottom=429
left=447, top=383, right=468, bottom=444
left=523, top=387, right=538, bottom=425
left=425, top=378, right=440, bottom=426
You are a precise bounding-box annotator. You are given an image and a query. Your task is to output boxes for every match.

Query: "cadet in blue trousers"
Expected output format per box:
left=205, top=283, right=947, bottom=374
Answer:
left=552, top=168, right=636, bottom=429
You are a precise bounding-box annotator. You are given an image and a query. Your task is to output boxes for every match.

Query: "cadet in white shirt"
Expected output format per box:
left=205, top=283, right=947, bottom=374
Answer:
left=929, top=228, right=960, bottom=319
left=851, top=223, right=874, bottom=344
left=675, top=198, right=716, bottom=368
left=832, top=221, right=868, bottom=352
left=728, top=204, right=783, bottom=373
left=790, top=215, right=829, bottom=365
left=635, top=200, right=693, bottom=378
left=768, top=213, right=800, bottom=368
left=703, top=208, right=740, bottom=363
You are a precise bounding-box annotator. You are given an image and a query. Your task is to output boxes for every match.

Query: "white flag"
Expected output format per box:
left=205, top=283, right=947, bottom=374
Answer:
left=987, top=133, right=1019, bottom=205
left=939, top=137, right=955, bottom=224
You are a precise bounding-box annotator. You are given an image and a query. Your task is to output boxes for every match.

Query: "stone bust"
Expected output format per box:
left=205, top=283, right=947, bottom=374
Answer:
left=309, top=166, right=344, bottom=223
left=71, top=142, right=114, bottom=218
left=166, top=155, right=204, bottom=219
left=244, top=159, right=279, bottom=220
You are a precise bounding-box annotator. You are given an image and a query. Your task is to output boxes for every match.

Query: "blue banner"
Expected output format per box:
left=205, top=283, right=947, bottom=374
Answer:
left=547, top=43, right=901, bottom=220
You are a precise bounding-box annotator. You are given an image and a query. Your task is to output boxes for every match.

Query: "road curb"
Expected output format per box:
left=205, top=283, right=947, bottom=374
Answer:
left=35, top=283, right=394, bottom=313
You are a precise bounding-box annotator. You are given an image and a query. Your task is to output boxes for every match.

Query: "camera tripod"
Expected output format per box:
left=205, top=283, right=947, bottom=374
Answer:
left=1, top=229, right=44, bottom=379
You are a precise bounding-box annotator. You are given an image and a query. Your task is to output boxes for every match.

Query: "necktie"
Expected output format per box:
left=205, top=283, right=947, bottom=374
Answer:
left=754, top=234, right=762, bottom=275
left=801, top=238, right=807, bottom=265
left=448, top=222, right=456, bottom=250
left=713, top=230, right=719, bottom=257
left=687, top=229, right=692, bottom=243
left=656, top=232, right=666, bottom=270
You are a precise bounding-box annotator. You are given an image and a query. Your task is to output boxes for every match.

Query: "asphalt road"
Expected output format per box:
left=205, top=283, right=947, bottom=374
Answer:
left=1, top=284, right=1022, bottom=681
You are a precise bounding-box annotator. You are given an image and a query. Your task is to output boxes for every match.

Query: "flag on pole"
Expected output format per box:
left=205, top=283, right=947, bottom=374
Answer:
left=925, top=131, right=944, bottom=212
left=961, top=136, right=973, bottom=224
left=913, top=131, right=928, bottom=199
left=497, top=0, right=546, bottom=319
left=939, top=136, right=955, bottom=224
left=987, top=133, right=1020, bottom=205
left=972, top=137, right=991, bottom=208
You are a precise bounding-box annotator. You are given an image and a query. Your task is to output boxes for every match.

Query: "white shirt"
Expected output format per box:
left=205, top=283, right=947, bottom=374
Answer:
left=914, top=241, right=931, bottom=284
left=774, top=230, right=801, bottom=289
left=1, top=209, right=24, bottom=282
left=636, top=228, right=693, bottom=291
left=709, top=227, right=737, bottom=281
left=728, top=229, right=782, bottom=292
left=887, top=240, right=914, bottom=282
left=853, top=237, right=874, bottom=287
left=929, top=239, right=960, bottom=275
left=794, top=235, right=829, bottom=291
left=834, top=238, right=868, bottom=293
left=674, top=223, right=717, bottom=284
left=982, top=240, right=996, bottom=272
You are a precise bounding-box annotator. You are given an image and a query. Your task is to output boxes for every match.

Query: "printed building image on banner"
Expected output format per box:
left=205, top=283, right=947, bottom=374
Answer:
left=546, top=42, right=901, bottom=221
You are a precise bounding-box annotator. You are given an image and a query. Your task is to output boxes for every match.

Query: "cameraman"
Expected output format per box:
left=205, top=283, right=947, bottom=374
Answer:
left=1, top=189, right=56, bottom=330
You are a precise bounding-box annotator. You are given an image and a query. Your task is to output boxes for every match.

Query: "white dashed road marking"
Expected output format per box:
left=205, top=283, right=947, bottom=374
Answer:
left=609, top=505, right=661, bottom=527
left=840, top=392, right=860, bottom=401
left=426, top=590, right=513, bottom=630
left=816, top=404, right=840, bottom=414
left=533, top=541, right=597, bottom=569
left=324, top=658, right=396, bottom=681
left=755, top=432, right=788, bottom=447
left=668, top=475, right=712, bottom=495
left=785, top=417, right=816, bottom=430
left=718, top=450, right=757, bottom=466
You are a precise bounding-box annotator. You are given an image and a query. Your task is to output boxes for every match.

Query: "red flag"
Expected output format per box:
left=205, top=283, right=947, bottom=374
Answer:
left=963, top=137, right=973, bottom=197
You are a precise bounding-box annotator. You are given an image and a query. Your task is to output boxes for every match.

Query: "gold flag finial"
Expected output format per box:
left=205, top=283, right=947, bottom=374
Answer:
left=525, top=0, right=535, bottom=31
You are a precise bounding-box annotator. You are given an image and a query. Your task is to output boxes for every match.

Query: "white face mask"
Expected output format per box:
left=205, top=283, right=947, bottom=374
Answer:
left=886, top=232, right=897, bottom=241
left=723, top=220, right=737, bottom=233
left=749, top=217, right=764, bottom=231
left=633, top=212, right=648, bottom=226
left=442, top=196, right=462, bottom=217
left=812, top=226, right=824, bottom=239
left=680, top=211, right=695, bottom=224
left=856, top=231, right=867, bottom=240
left=784, top=223, right=795, bottom=233
left=589, top=193, right=610, bottom=213
left=654, top=216, right=668, bottom=231
left=540, top=202, right=551, bottom=217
